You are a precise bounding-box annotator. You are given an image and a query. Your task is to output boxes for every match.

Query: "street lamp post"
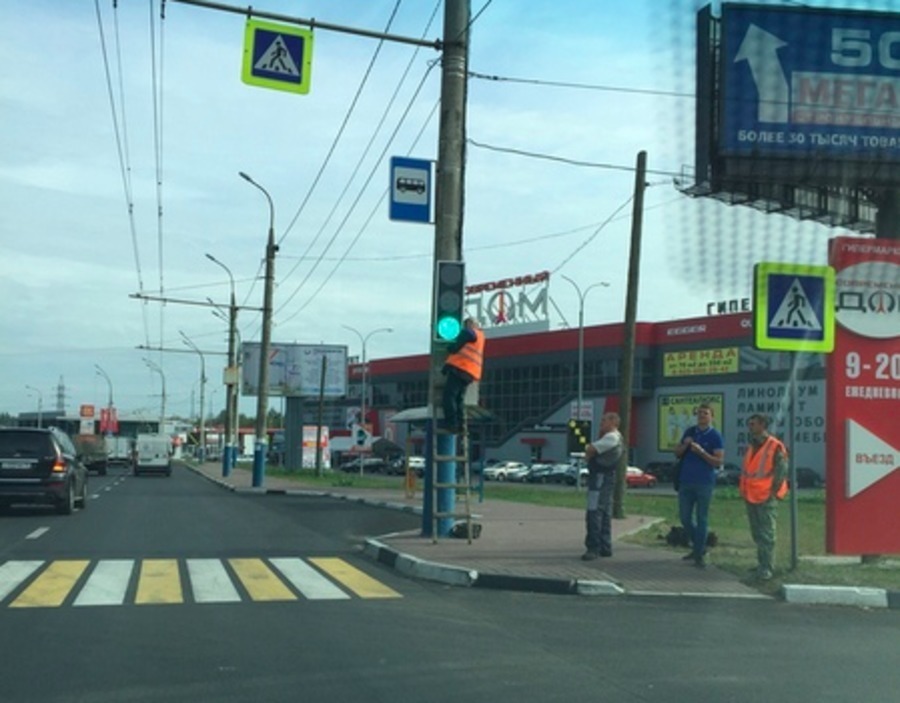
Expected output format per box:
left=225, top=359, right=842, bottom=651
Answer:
left=562, top=276, right=609, bottom=429
left=343, top=325, right=393, bottom=476
left=180, top=331, right=207, bottom=464
left=25, top=385, right=43, bottom=428
left=206, top=253, right=238, bottom=476
left=95, top=364, right=114, bottom=437
left=239, top=171, right=277, bottom=488
left=143, top=358, right=167, bottom=434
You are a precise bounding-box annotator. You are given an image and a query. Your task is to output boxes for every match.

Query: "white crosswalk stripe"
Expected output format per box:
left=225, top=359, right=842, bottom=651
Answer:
left=0, top=557, right=399, bottom=608
left=74, top=559, right=134, bottom=606
left=187, top=559, right=242, bottom=604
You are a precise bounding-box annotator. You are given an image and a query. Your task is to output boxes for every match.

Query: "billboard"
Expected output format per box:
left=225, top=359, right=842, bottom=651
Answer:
left=826, top=236, right=900, bottom=554
left=697, top=4, right=900, bottom=190
left=657, top=393, right=724, bottom=452
left=722, top=5, right=900, bottom=159
left=241, top=342, right=348, bottom=398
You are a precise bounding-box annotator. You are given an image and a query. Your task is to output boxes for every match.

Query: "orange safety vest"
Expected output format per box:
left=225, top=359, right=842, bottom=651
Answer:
left=445, top=329, right=485, bottom=381
left=740, top=435, right=789, bottom=504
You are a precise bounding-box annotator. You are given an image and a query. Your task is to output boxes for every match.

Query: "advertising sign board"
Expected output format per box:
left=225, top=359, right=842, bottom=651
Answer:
left=721, top=4, right=900, bottom=164
left=826, top=236, right=900, bottom=554
left=241, top=342, right=348, bottom=398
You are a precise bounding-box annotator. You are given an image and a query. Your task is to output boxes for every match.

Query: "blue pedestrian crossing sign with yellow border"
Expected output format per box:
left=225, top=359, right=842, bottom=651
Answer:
left=242, top=19, right=313, bottom=94
left=753, top=262, right=835, bottom=353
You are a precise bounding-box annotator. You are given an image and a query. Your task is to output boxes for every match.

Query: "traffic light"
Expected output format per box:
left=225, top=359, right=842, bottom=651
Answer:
left=434, top=260, right=465, bottom=341
left=567, top=419, right=592, bottom=455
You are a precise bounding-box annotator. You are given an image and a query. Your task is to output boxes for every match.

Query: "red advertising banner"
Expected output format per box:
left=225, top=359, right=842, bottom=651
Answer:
left=100, top=408, right=120, bottom=435
left=826, top=237, right=900, bottom=554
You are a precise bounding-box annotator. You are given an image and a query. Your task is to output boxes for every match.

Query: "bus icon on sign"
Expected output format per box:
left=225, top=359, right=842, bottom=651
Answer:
left=396, top=177, right=425, bottom=194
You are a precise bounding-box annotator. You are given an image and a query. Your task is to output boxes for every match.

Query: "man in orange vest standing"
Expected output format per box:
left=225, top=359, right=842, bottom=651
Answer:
left=441, top=317, right=485, bottom=434
left=740, top=413, right=789, bottom=581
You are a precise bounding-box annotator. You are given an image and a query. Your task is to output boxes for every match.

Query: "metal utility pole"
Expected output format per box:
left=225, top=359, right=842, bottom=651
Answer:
left=25, top=385, right=43, bottom=428
left=562, top=277, right=609, bottom=429
left=143, top=358, right=167, bottom=434
left=206, top=253, right=238, bottom=476
left=614, top=150, right=647, bottom=519
left=180, top=331, right=207, bottom=463
left=425, top=0, right=470, bottom=538
left=95, top=364, right=114, bottom=435
left=240, top=171, right=276, bottom=488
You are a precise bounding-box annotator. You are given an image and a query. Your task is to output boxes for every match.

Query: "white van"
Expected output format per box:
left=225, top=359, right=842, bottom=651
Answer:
left=134, top=434, right=172, bottom=476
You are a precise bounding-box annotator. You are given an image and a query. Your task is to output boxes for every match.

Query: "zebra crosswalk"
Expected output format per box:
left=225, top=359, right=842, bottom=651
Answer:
left=0, top=557, right=402, bottom=608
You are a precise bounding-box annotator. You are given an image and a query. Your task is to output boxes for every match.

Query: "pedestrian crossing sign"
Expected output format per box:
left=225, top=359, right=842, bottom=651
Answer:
left=242, top=19, right=313, bottom=94
left=753, top=262, right=835, bottom=353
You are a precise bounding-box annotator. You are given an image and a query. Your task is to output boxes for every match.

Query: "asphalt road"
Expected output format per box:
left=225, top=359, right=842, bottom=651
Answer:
left=0, top=464, right=897, bottom=702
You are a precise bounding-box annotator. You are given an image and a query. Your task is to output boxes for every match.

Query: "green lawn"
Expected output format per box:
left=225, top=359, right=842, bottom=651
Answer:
left=225, top=465, right=900, bottom=593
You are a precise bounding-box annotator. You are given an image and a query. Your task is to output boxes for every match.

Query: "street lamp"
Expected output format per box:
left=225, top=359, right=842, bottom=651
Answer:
left=206, top=252, right=239, bottom=476
left=143, top=358, right=167, bottom=434
left=25, top=385, right=43, bottom=428
left=239, top=170, right=277, bottom=488
left=95, top=364, right=114, bottom=437
left=343, top=325, right=393, bottom=476
left=180, top=331, right=207, bottom=464
left=561, top=276, right=609, bottom=429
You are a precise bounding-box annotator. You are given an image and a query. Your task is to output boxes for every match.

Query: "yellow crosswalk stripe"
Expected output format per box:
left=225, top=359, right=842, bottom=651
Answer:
left=229, top=558, right=297, bottom=601
left=135, top=559, right=183, bottom=605
left=10, top=560, right=89, bottom=608
left=309, top=557, right=401, bottom=599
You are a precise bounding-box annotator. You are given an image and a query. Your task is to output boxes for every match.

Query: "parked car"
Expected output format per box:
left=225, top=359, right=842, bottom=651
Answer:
left=795, top=467, right=824, bottom=488
left=483, top=461, right=527, bottom=481
left=564, top=464, right=588, bottom=487
left=644, top=460, right=677, bottom=483
left=0, top=427, right=89, bottom=514
left=715, top=462, right=742, bottom=486
left=506, top=463, right=533, bottom=482
left=626, top=466, right=657, bottom=488
left=524, top=463, right=556, bottom=483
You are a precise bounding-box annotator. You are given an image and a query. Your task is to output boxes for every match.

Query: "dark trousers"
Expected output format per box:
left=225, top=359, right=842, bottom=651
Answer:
left=442, top=368, right=470, bottom=430
left=584, top=469, right=614, bottom=554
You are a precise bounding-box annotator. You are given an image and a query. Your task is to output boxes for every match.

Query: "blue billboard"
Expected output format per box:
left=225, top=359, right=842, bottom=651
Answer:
left=720, top=4, right=900, bottom=161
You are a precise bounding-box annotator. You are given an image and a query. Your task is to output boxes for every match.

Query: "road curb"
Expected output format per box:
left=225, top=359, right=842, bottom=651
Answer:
left=364, top=539, right=475, bottom=587
left=782, top=584, right=900, bottom=609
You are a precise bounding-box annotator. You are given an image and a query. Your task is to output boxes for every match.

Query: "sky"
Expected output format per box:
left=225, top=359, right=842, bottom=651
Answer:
left=1, top=0, right=893, bottom=420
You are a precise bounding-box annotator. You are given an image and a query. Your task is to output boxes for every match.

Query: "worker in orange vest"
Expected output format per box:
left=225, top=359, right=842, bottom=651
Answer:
left=740, top=413, right=789, bottom=581
left=441, top=318, right=485, bottom=434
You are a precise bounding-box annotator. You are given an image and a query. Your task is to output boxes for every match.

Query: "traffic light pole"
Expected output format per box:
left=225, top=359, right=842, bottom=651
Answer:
left=425, top=0, right=470, bottom=539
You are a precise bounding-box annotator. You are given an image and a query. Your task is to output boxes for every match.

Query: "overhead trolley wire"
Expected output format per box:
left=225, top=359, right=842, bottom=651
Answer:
left=149, top=0, right=169, bottom=366
left=274, top=1, right=442, bottom=319
left=95, top=0, right=151, bottom=349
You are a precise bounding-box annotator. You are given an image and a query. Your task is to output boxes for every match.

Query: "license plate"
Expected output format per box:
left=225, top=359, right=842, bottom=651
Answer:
left=1, top=461, right=32, bottom=470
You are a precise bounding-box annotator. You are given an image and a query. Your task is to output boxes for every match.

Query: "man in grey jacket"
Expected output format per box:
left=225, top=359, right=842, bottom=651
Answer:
left=581, top=412, right=624, bottom=560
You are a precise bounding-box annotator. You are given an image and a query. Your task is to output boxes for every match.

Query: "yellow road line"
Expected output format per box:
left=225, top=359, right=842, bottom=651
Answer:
left=229, top=558, right=296, bottom=602
left=308, top=558, right=401, bottom=599
left=10, top=560, right=89, bottom=608
left=135, top=559, right=183, bottom=605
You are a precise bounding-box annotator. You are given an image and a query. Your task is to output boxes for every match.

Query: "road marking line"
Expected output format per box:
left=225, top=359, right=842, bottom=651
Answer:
left=269, top=557, right=350, bottom=600
left=26, top=527, right=50, bottom=540
left=229, top=558, right=297, bottom=602
left=309, top=557, right=401, bottom=599
left=187, top=559, right=241, bottom=603
left=135, top=559, right=183, bottom=604
left=0, top=560, right=45, bottom=601
left=74, top=560, right=134, bottom=606
left=10, top=560, right=89, bottom=608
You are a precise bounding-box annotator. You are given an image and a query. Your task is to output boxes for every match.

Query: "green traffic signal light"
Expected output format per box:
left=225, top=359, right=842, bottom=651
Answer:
left=436, top=316, right=462, bottom=341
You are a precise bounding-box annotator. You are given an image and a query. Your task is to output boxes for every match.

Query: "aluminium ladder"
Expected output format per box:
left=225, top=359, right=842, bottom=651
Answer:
left=430, top=413, right=475, bottom=544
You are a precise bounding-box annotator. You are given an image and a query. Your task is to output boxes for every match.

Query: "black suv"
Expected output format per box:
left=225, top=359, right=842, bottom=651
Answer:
left=0, top=427, right=89, bottom=514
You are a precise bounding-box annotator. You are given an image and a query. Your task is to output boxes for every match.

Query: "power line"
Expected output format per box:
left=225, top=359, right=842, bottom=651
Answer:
left=468, top=70, right=694, bottom=99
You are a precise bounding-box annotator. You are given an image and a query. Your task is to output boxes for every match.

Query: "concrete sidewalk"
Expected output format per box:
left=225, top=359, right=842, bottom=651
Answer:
left=188, top=461, right=767, bottom=600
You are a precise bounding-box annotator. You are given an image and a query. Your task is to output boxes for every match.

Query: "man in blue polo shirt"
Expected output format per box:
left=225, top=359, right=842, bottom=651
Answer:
left=673, top=404, right=724, bottom=568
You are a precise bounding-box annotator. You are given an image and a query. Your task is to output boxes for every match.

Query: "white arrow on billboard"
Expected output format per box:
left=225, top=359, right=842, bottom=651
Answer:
left=846, top=419, right=900, bottom=498
left=734, top=23, right=789, bottom=123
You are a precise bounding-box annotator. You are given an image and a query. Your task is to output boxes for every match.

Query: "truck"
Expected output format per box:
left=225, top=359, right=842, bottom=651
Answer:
left=134, top=434, right=172, bottom=477
left=104, top=436, right=133, bottom=466
left=73, top=434, right=108, bottom=475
